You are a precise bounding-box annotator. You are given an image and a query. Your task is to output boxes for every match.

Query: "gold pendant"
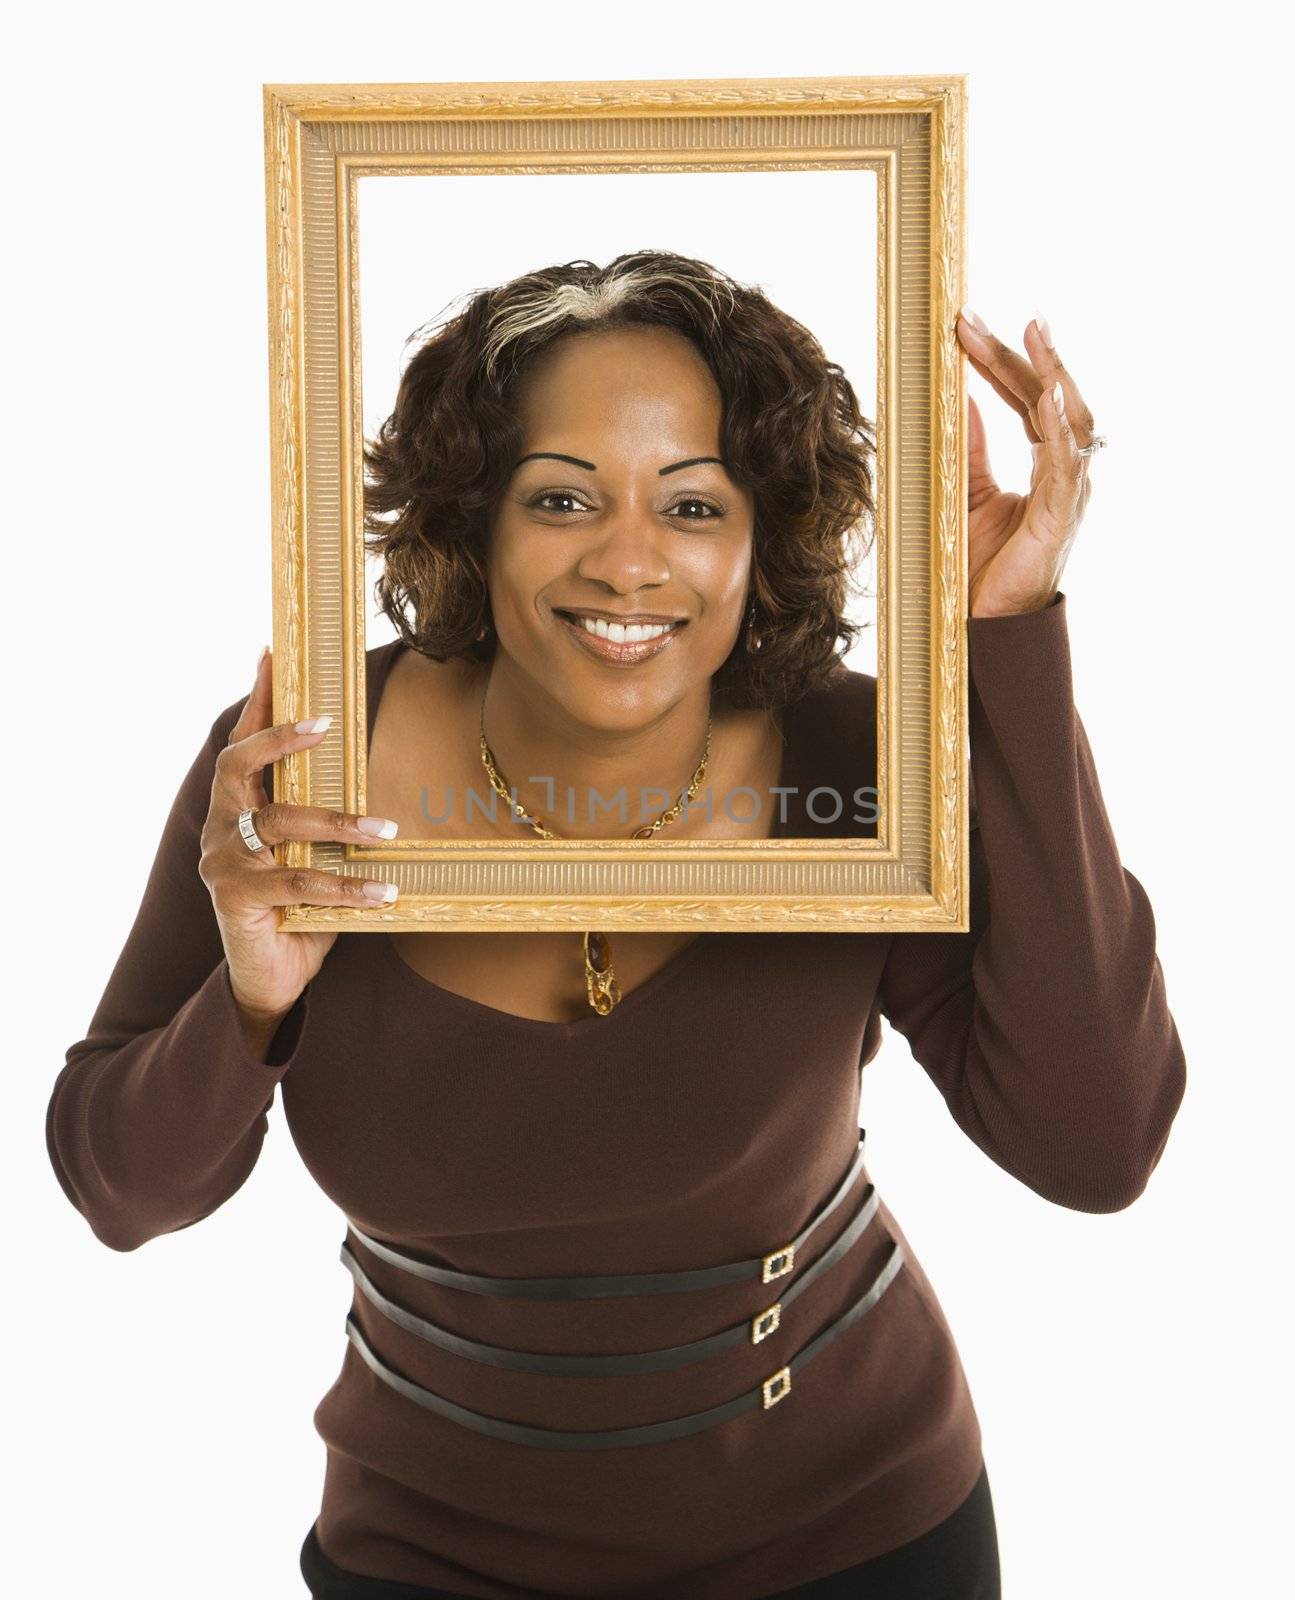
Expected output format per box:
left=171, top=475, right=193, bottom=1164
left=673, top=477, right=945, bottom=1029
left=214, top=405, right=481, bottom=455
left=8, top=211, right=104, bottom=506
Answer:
left=584, top=931, right=621, bottom=1015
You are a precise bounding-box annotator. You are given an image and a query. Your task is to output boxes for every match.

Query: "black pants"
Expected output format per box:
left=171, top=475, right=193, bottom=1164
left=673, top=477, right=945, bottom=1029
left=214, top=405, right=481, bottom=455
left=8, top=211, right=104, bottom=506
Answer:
left=300, top=1460, right=1000, bottom=1599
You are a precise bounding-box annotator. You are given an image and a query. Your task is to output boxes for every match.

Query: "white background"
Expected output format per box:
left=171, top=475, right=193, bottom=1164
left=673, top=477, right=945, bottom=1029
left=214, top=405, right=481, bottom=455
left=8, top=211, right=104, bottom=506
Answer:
left=7, top=4, right=1291, bottom=1597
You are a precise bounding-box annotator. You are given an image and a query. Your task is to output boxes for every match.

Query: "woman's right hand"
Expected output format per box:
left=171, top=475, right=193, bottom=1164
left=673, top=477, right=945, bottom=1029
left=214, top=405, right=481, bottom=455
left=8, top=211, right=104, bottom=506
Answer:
left=199, top=647, right=400, bottom=1034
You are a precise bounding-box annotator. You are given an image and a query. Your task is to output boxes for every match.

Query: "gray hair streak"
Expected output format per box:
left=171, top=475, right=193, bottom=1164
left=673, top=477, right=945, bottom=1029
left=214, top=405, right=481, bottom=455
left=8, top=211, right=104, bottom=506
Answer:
left=480, top=257, right=741, bottom=385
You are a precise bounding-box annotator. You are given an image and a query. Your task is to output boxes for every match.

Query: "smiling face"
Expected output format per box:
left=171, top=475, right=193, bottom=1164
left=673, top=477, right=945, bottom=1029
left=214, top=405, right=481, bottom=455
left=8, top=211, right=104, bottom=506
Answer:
left=485, top=325, right=756, bottom=728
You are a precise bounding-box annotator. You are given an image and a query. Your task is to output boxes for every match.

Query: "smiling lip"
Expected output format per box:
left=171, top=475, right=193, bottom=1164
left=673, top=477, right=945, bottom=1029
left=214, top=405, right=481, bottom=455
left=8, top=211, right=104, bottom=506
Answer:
left=555, top=608, right=687, bottom=624
left=556, top=611, right=684, bottom=666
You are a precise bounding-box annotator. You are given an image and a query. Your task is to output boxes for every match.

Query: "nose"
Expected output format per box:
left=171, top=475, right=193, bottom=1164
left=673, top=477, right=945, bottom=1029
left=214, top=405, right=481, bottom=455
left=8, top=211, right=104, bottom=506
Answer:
left=573, top=514, right=673, bottom=595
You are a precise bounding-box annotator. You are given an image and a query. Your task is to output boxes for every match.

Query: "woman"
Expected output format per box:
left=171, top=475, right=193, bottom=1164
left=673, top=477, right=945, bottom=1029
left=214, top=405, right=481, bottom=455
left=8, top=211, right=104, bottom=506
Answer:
left=46, top=252, right=1186, bottom=1599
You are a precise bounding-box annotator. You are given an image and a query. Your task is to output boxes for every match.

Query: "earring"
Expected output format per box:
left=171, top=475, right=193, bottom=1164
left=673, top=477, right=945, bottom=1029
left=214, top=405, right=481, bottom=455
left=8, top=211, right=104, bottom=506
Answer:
left=474, top=610, right=494, bottom=643
left=745, top=596, right=765, bottom=655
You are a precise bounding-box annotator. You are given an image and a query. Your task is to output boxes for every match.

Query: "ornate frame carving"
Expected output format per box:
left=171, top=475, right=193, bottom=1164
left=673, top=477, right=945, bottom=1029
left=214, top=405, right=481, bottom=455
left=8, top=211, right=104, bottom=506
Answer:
left=262, top=74, right=967, bottom=933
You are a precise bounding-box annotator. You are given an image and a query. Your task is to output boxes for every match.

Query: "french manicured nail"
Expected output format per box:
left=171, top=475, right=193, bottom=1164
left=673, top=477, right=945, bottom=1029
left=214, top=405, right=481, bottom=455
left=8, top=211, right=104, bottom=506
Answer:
left=357, top=816, right=399, bottom=838
left=1035, top=314, right=1053, bottom=348
left=1052, top=381, right=1065, bottom=415
left=363, top=881, right=399, bottom=902
left=256, top=645, right=270, bottom=676
left=294, top=715, right=332, bottom=734
left=960, top=306, right=990, bottom=336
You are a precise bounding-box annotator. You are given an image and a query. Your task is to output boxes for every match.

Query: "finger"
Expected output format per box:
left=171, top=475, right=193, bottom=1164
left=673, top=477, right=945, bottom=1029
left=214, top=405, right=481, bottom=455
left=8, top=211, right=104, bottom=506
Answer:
left=216, top=710, right=335, bottom=805
left=960, top=334, right=1041, bottom=443
left=967, top=394, right=998, bottom=499
left=1025, top=317, right=1096, bottom=449
left=222, top=647, right=280, bottom=812
left=957, top=311, right=1045, bottom=438
left=238, top=801, right=400, bottom=852
left=1030, top=379, right=1085, bottom=543
left=228, top=645, right=274, bottom=747
left=967, top=348, right=1042, bottom=445
left=238, top=864, right=400, bottom=909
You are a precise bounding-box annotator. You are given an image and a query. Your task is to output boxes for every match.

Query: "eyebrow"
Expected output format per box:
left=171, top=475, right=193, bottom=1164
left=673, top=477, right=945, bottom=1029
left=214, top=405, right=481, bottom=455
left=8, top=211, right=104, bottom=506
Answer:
left=512, top=452, right=726, bottom=477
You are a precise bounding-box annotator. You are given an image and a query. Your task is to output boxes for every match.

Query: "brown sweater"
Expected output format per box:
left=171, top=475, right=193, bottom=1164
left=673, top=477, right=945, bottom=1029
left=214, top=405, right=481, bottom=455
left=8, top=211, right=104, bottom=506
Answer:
left=46, top=591, right=1186, bottom=1597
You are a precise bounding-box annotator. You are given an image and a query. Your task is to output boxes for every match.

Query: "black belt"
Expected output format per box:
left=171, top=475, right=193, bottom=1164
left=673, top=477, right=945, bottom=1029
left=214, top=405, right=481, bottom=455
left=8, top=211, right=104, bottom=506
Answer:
left=340, top=1184, right=883, bottom=1375
left=344, top=1240, right=905, bottom=1451
left=345, top=1134, right=870, bottom=1302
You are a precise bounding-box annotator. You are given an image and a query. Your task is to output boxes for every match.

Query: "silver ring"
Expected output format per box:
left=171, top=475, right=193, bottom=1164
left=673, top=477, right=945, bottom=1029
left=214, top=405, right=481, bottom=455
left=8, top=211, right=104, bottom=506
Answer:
left=1077, top=434, right=1108, bottom=459
left=237, top=807, right=267, bottom=853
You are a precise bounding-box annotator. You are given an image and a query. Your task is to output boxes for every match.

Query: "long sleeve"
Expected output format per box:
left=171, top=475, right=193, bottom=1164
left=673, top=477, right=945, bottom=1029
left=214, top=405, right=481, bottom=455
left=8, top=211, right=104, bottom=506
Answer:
left=876, top=590, right=1186, bottom=1214
left=45, top=692, right=311, bottom=1252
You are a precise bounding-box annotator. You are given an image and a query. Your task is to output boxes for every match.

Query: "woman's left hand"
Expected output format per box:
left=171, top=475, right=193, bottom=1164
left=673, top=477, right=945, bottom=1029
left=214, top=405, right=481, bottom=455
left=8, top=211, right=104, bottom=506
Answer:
left=956, top=310, right=1096, bottom=619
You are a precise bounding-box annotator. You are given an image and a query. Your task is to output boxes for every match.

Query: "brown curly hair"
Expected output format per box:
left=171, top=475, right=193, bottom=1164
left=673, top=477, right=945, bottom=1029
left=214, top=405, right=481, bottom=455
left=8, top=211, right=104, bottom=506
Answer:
left=363, top=249, right=876, bottom=711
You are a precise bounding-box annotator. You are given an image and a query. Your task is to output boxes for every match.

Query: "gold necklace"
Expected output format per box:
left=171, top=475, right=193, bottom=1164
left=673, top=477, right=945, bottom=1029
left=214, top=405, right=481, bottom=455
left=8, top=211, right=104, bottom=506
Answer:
left=477, top=686, right=712, bottom=1015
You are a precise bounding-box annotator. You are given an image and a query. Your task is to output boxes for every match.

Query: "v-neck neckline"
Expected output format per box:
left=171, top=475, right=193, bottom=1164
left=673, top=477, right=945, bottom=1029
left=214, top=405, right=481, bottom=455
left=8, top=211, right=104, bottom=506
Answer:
left=374, top=907, right=715, bottom=1039
left=362, top=639, right=806, bottom=1037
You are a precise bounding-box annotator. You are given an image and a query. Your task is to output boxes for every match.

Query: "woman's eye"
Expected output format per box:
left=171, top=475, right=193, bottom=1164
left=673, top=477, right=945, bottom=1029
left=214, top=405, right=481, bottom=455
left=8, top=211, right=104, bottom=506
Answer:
left=530, top=491, right=587, bottom=515
left=525, top=492, right=723, bottom=522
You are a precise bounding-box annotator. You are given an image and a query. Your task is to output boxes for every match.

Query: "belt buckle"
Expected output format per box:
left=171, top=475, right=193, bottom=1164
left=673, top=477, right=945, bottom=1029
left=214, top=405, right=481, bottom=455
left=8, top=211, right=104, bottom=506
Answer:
left=762, top=1241, right=795, bottom=1283
left=751, top=1302, right=782, bottom=1344
left=762, top=1365, right=792, bottom=1408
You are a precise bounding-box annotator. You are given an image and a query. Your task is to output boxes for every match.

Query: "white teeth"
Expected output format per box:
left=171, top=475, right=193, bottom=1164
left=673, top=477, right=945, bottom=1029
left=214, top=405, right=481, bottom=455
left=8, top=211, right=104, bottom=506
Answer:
left=574, top=616, right=673, bottom=643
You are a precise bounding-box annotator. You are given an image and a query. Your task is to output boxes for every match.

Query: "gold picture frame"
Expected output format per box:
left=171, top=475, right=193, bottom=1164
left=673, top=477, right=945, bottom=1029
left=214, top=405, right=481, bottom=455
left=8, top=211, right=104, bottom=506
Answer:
left=262, top=73, right=968, bottom=934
